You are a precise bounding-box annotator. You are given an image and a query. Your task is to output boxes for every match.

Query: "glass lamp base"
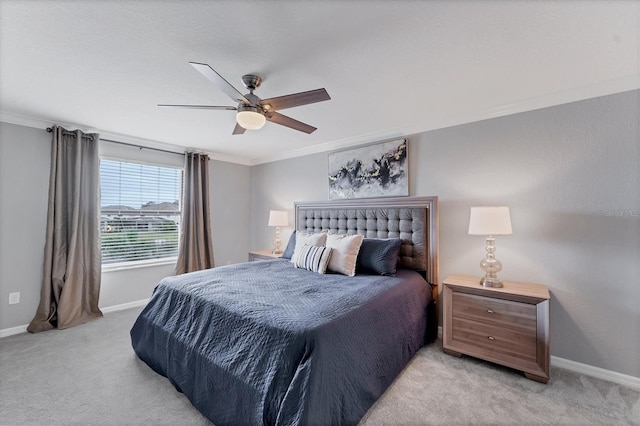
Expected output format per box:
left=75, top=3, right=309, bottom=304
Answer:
left=272, top=227, right=282, bottom=255
left=480, top=276, right=503, bottom=288
left=479, top=236, right=503, bottom=288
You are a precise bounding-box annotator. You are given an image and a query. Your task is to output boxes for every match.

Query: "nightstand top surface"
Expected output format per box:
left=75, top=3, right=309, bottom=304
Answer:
left=249, top=249, right=283, bottom=258
left=443, top=274, right=549, bottom=300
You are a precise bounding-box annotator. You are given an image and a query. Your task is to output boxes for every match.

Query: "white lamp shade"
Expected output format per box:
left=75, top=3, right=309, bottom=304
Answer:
left=468, top=206, right=513, bottom=236
left=268, top=210, right=288, bottom=227
left=236, top=110, right=266, bottom=130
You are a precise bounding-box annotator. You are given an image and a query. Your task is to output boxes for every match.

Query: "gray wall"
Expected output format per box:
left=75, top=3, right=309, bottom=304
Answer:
left=0, top=124, right=50, bottom=331
left=250, top=90, right=640, bottom=378
left=0, top=122, right=251, bottom=330
left=209, top=159, right=251, bottom=266
left=250, top=151, right=329, bottom=250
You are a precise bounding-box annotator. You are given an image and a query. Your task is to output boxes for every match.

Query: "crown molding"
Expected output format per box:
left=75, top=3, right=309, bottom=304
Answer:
left=248, top=75, right=640, bottom=165
left=3, top=75, right=638, bottom=167
left=0, top=111, right=253, bottom=166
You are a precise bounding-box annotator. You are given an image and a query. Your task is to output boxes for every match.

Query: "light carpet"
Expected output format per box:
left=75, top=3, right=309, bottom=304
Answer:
left=0, top=307, right=638, bottom=425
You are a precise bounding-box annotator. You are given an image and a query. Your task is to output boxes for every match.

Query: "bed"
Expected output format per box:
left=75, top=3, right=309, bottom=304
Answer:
left=130, top=196, right=439, bottom=425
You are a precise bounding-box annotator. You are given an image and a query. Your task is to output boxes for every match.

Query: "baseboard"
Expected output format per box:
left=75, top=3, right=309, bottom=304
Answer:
left=100, top=298, right=149, bottom=314
left=0, top=324, right=28, bottom=338
left=4, top=307, right=639, bottom=390
left=0, top=298, right=149, bottom=339
left=551, top=355, right=640, bottom=390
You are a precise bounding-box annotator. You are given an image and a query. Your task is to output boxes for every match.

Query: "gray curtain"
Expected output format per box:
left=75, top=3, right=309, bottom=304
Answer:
left=28, top=126, right=102, bottom=333
left=175, top=152, right=215, bottom=274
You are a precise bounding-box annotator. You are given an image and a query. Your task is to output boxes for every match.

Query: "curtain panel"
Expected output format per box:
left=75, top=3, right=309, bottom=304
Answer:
left=175, top=152, right=215, bottom=274
left=28, top=126, right=103, bottom=333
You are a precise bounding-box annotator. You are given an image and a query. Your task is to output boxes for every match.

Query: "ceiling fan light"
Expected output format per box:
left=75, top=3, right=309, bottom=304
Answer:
left=236, top=109, right=266, bottom=130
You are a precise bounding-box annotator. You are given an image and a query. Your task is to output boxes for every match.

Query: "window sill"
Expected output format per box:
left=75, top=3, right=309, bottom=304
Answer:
left=102, top=257, right=177, bottom=273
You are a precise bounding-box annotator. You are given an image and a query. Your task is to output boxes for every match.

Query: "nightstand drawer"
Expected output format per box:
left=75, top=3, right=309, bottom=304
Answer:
left=452, top=317, right=537, bottom=361
left=452, top=292, right=537, bottom=333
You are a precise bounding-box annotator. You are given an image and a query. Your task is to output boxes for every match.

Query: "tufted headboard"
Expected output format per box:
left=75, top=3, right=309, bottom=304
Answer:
left=294, top=196, right=439, bottom=287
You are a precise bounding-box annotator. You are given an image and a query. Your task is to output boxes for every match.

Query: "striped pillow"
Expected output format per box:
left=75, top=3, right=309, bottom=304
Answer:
left=293, top=244, right=333, bottom=274
left=290, top=231, right=327, bottom=265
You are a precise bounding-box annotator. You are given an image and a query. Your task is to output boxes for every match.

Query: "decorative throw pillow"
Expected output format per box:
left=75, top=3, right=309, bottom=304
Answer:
left=325, top=233, right=364, bottom=276
left=290, top=231, right=327, bottom=265
left=356, top=238, right=402, bottom=276
left=281, top=231, right=297, bottom=259
left=293, top=244, right=333, bottom=274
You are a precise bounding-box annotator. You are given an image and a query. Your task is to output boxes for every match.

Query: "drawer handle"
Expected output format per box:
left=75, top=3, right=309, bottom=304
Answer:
left=487, top=336, right=495, bottom=341
left=487, top=309, right=495, bottom=314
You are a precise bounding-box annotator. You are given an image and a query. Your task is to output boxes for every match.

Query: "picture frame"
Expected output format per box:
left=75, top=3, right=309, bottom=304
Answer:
left=328, top=138, right=408, bottom=200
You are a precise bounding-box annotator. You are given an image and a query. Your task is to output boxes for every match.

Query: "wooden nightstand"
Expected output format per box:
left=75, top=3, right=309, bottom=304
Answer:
left=248, top=249, right=283, bottom=262
left=442, top=274, right=550, bottom=383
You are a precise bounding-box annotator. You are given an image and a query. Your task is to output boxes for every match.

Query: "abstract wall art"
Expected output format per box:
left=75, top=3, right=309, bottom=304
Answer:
left=328, top=139, right=408, bottom=200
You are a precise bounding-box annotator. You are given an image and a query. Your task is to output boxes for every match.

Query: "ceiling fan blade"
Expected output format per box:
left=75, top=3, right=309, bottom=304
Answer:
left=260, top=88, right=330, bottom=112
left=158, top=104, right=236, bottom=110
left=232, top=122, right=246, bottom=135
left=189, top=62, right=250, bottom=105
left=265, top=112, right=317, bottom=134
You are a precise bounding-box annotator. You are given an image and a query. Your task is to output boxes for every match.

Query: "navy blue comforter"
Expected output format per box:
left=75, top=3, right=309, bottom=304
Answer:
left=131, top=259, right=431, bottom=425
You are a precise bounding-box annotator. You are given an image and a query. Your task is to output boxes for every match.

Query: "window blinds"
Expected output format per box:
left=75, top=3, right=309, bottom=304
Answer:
left=99, top=159, right=182, bottom=264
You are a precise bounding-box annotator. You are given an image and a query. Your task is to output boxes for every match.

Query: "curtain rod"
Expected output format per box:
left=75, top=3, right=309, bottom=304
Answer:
left=46, top=126, right=94, bottom=140
left=45, top=127, right=184, bottom=157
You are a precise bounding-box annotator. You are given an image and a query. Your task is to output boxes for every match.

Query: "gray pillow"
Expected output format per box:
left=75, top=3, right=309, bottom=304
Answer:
left=281, top=231, right=297, bottom=259
left=356, top=238, right=402, bottom=276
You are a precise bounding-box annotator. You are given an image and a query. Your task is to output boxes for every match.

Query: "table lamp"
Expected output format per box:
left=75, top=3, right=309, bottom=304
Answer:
left=468, top=206, right=512, bottom=288
left=268, top=210, right=288, bottom=254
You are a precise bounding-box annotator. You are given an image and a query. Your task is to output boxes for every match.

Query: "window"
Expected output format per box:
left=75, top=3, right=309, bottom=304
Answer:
left=100, top=159, right=182, bottom=265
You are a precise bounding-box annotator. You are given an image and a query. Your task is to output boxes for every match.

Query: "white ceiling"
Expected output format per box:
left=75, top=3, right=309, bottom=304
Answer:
left=1, top=1, right=638, bottom=165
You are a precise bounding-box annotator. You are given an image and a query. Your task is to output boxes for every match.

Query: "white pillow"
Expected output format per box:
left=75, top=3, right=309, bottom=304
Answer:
left=290, top=231, right=327, bottom=265
left=293, top=244, right=333, bottom=274
left=325, top=233, right=364, bottom=276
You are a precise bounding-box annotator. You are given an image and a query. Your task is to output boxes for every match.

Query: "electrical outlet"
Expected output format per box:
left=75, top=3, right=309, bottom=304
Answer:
left=8, top=292, right=20, bottom=305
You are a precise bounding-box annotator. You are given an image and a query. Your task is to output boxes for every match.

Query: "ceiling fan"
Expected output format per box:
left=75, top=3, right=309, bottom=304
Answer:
left=159, top=62, right=331, bottom=135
